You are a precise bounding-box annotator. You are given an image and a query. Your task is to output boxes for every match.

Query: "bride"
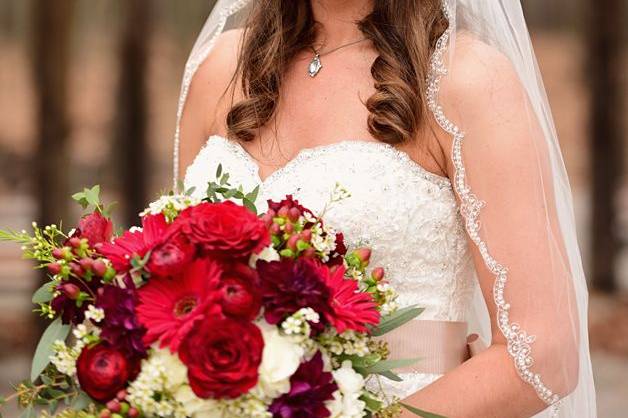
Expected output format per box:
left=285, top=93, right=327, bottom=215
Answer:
left=174, top=0, right=596, bottom=417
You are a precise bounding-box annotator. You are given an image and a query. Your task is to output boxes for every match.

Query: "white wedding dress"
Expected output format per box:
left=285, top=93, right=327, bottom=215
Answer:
left=183, top=135, right=477, bottom=399
left=175, top=2, right=598, bottom=416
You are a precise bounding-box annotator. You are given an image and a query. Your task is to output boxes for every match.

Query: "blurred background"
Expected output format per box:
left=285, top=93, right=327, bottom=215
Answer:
left=0, top=0, right=626, bottom=416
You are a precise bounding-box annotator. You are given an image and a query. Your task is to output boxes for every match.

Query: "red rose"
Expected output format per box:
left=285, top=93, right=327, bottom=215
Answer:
left=76, top=343, right=136, bottom=402
left=218, top=264, right=261, bottom=320
left=179, top=317, right=264, bottom=399
left=175, top=201, right=270, bottom=260
left=147, top=230, right=196, bottom=277
left=77, top=211, right=113, bottom=247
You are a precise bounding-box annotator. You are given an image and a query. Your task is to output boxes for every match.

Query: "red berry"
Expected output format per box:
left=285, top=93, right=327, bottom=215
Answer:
left=116, top=389, right=127, bottom=401
left=61, top=283, right=81, bottom=300
left=278, top=206, right=289, bottom=217
left=286, top=235, right=299, bottom=251
left=52, top=248, right=64, bottom=259
left=284, top=222, right=294, bottom=234
left=371, top=267, right=385, bottom=281
left=106, top=400, right=121, bottom=413
left=300, top=229, right=312, bottom=242
left=270, top=223, right=281, bottom=235
left=92, top=259, right=107, bottom=276
left=99, top=409, right=112, bottom=418
left=79, top=258, right=94, bottom=271
left=47, top=262, right=62, bottom=275
left=70, top=262, right=84, bottom=276
left=127, top=407, right=139, bottom=418
left=69, top=237, right=81, bottom=248
left=354, top=248, right=372, bottom=264
left=261, top=213, right=274, bottom=228
left=288, top=207, right=300, bottom=222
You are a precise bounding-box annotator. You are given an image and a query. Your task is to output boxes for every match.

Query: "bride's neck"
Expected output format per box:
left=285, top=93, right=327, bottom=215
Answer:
left=310, top=0, right=374, bottom=46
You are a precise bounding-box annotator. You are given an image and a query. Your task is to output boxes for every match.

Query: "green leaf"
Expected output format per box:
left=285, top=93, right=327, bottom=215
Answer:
left=376, top=370, right=403, bottom=382
left=243, top=198, right=257, bottom=214
left=70, top=391, right=92, bottom=410
left=85, top=185, right=101, bottom=207
left=400, top=403, right=448, bottom=418
left=31, top=317, right=70, bottom=382
left=370, top=305, right=424, bottom=337
left=216, top=164, right=223, bottom=179
left=361, top=393, right=383, bottom=412
left=18, top=406, right=35, bottom=418
left=361, top=357, right=421, bottom=374
left=245, top=185, right=260, bottom=202
left=32, top=281, right=55, bottom=304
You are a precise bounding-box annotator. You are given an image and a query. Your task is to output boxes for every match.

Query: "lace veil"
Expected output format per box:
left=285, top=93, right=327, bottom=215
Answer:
left=171, top=1, right=597, bottom=417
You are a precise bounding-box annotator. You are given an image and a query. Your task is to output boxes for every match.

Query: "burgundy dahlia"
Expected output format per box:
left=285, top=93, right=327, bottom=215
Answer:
left=96, top=279, right=147, bottom=359
left=257, top=258, right=330, bottom=325
left=269, top=352, right=338, bottom=418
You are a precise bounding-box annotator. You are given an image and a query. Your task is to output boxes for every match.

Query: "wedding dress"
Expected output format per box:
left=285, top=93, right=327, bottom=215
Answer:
left=183, top=135, right=476, bottom=399
left=175, top=1, right=597, bottom=417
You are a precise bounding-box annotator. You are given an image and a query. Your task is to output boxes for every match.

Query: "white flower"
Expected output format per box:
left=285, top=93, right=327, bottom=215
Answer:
left=327, top=360, right=367, bottom=418
left=152, top=346, right=188, bottom=391
left=255, top=322, right=305, bottom=399
left=140, top=194, right=201, bottom=221
left=50, top=339, right=81, bottom=376
left=249, top=245, right=280, bottom=268
left=84, top=304, right=105, bottom=323
left=174, top=386, right=222, bottom=418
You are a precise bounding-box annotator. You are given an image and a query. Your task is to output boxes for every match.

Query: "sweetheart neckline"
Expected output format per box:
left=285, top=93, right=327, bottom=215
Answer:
left=202, top=134, right=452, bottom=189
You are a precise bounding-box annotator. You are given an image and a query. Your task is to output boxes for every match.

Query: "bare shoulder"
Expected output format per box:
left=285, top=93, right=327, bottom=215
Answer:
left=443, top=32, right=523, bottom=102
left=178, top=28, right=245, bottom=178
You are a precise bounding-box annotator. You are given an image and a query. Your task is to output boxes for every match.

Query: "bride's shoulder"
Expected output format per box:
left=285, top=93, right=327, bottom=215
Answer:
left=440, top=32, right=524, bottom=104
left=191, top=28, right=244, bottom=93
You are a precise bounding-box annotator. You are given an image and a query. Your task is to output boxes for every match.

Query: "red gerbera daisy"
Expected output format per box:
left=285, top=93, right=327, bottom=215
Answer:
left=99, top=213, right=169, bottom=272
left=135, top=258, right=223, bottom=352
left=321, top=264, right=380, bottom=334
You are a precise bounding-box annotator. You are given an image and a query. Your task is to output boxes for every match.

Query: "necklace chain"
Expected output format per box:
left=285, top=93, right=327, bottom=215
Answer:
left=307, top=37, right=369, bottom=78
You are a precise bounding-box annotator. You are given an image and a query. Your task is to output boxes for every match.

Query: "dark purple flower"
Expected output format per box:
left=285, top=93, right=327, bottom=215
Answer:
left=269, top=352, right=338, bottom=418
left=96, top=278, right=147, bottom=359
left=257, top=258, right=330, bottom=326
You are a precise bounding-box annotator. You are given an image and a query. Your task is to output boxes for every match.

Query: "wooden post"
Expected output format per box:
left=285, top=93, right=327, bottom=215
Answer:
left=588, top=0, right=625, bottom=292
left=115, top=0, right=152, bottom=228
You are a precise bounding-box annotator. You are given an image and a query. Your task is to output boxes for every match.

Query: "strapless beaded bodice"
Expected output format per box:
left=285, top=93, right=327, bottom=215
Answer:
left=183, top=135, right=477, bottom=397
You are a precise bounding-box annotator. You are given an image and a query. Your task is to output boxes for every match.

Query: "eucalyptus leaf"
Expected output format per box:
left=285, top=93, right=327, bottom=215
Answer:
left=18, top=407, right=35, bottom=418
left=32, top=281, right=55, bottom=304
left=376, top=370, right=403, bottom=382
left=370, top=305, right=424, bottom=337
left=400, top=403, right=448, bottom=418
left=216, top=163, right=223, bottom=179
left=362, top=357, right=421, bottom=374
left=361, top=393, right=383, bottom=412
left=70, top=391, right=92, bottom=410
left=31, top=317, right=70, bottom=382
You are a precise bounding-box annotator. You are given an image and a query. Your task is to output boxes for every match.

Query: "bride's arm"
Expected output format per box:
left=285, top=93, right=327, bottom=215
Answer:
left=401, top=40, right=579, bottom=418
left=178, top=29, right=243, bottom=179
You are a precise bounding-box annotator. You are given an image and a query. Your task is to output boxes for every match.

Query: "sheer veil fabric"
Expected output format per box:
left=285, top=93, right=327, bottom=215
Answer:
left=172, top=1, right=597, bottom=417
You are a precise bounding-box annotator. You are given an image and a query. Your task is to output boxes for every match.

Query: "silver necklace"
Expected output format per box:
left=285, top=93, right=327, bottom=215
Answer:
left=307, top=38, right=369, bottom=77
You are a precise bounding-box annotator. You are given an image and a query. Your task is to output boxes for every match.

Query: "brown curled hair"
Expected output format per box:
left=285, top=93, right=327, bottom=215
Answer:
left=226, top=1, right=448, bottom=144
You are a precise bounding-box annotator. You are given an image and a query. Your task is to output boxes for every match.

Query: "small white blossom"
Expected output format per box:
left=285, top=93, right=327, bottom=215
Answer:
left=330, top=182, right=352, bottom=203
left=50, top=340, right=81, bottom=376
left=84, top=304, right=105, bottom=323
left=140, top=194, right=201, bottom=221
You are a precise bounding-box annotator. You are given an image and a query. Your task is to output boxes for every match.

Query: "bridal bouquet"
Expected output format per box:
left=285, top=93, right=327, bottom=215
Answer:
left=0, top=167, right=438, bottom=418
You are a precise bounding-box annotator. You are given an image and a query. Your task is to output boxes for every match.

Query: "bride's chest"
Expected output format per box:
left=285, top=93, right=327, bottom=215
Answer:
left=184, top=136, right=467, bottom=273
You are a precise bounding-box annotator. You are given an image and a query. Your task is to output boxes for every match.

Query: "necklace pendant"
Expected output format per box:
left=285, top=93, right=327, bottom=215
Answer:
left=308, top=54, right=322, bottom=77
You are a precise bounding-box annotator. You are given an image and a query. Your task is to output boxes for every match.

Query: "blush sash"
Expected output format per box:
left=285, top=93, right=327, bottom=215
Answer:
left=379, top=320, right=488, bottom=374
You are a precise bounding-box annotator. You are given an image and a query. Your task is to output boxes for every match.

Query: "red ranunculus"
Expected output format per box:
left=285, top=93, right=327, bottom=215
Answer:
left=174, top=201, right=270, bottom=261
left=77, top=211, right=113, bottom=247
left=76, top=343, right=136, bottom=402
left=146, top=230, right=196, bottom=277
left=218, top=263, right=261, bottom=320
left=179, top=317, right=264, bottom=399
